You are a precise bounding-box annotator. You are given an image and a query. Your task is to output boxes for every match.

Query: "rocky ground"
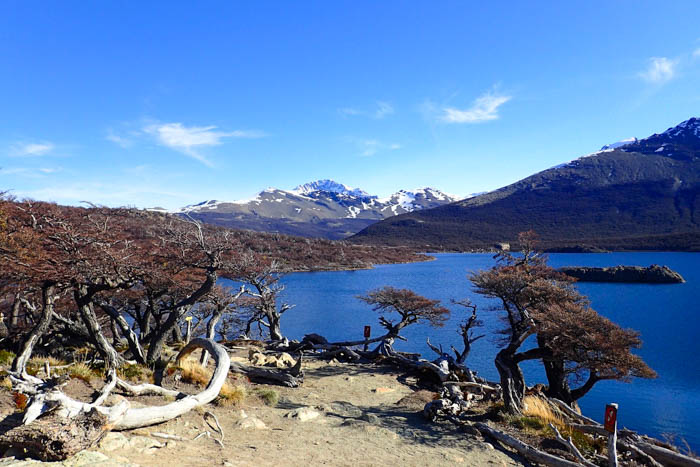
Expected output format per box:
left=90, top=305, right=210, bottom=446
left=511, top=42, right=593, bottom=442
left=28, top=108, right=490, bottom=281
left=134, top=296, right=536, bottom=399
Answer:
left=0, top=352, right=526, bottom=467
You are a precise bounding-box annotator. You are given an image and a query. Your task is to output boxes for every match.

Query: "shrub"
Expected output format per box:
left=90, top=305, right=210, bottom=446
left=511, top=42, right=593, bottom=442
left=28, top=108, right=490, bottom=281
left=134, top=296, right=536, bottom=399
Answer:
left=12, top=392, right=28, bottom=411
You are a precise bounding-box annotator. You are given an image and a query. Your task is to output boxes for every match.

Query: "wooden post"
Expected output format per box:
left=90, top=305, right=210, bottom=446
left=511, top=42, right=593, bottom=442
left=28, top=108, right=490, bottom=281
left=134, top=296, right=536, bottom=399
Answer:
left=185, top=316, right=193, bottom=343
left=363, top=325, right=371, bottom=351
left=605, top=403, right=618, bottom=467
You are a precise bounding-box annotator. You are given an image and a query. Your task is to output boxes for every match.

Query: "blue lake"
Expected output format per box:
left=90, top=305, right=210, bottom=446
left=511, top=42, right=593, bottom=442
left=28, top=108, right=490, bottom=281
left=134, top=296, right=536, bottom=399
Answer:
left=223, top=252, right=700, bottom=449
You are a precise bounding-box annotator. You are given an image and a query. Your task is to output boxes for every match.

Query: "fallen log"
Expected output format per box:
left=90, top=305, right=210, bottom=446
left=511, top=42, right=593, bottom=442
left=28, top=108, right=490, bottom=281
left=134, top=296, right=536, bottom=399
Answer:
left=475, top=422, right=585, bottom=467
left=569, top=424, right=700, bottom=466
left=0, top=406, right=126, bottom=461
left=549, top=423, right=596, bottom=467
left=633, top=441, right=700, bottom=467
left=230, top=352, right=303, bottom=387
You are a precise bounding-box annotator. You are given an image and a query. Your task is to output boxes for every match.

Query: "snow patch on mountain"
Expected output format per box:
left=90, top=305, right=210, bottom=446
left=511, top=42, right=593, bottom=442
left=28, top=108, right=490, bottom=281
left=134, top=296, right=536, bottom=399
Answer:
left=293, top=179, right=369, bottom=197
left=600, top=137, right=637, bottom=151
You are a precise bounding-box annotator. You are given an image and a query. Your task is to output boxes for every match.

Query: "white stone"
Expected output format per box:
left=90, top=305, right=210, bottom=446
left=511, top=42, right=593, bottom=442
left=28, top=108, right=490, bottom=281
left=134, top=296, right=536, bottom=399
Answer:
left=237, top=417, right=267, bottom=430
left=286, top=407, right=320, bottom=422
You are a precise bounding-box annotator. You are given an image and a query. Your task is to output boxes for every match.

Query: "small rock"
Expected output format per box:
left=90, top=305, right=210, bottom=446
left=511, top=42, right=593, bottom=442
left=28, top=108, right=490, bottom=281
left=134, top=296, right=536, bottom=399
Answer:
left=328, top=358, right=340, bottom=366
left=360, top=413, right=380, bottom=425
left=340, top=419, right=367, bottom=428
left=276, top=352, right=296, bottom=368
left=344, top=376, right=355, bottom=382
left=248, top=352, right=268, bottom=366
left=286, top=407, right=320, bottom=422
left=237, top=416, right=267, bottom=429
left=329, top=401, right=363, bottom=418
left=128, top=435, right=163, bottom=450
left=373, top=387, right=395, bottom=394
left=165, top=441, right=177, bottom=449
left=99, top=432, right=130, bottom=452
left=64, top=450, right=113, bottom=465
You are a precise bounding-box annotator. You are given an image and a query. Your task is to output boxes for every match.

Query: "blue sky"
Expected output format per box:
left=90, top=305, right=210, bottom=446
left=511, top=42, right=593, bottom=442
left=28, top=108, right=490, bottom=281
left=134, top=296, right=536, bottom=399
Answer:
left=1, top=1, right=699, bottom=209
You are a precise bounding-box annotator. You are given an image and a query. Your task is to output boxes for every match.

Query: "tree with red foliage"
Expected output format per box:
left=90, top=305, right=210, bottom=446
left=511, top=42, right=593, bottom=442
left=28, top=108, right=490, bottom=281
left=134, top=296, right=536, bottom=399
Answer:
left=470, top=231, right=655, bottom=414
left=358, top=286, right=450, bottom=355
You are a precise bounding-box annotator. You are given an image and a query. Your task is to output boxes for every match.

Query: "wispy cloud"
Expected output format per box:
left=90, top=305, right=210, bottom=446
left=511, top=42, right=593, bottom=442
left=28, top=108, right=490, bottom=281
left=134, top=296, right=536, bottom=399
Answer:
left=356, top=139, right=402, bottom=157
left=693, top=48, right=700, bottom=59
left=9, top=142, right=55, bottom=157
left=106, top=130, right=134, bottom=148
left=639, top=57, right=678, bottom=84
left=440, top=90, right=512, bottom=124
left=143, top=122, right=265, bottom=167
left=0, top=166, right=61, bottom=178
left=339, top=101, right=395, bottom=119
left=374, top=102, right=394, bottom=119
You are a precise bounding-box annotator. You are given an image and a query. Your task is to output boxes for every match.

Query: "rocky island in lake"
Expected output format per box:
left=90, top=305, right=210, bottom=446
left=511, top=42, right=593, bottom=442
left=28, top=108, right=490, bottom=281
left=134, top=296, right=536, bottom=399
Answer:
left=559, top=264, right=685, bottom=283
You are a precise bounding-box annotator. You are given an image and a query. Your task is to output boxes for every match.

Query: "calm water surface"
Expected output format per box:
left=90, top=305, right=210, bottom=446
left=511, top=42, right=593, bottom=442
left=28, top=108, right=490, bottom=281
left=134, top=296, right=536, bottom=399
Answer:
left=225, top=252, right=700, bottom=448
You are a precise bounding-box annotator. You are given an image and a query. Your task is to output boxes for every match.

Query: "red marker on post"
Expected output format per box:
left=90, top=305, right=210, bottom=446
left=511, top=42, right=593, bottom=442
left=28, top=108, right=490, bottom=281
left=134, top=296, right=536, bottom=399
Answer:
left=604, top=403, right=618, bottom=433
left=363, top=325, right=371, bottom=351
left=605, top=403, right=619, bottom=467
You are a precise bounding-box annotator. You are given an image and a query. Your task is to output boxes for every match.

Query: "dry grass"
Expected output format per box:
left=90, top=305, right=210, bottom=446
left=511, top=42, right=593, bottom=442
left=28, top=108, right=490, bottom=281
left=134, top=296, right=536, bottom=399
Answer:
left=178, top=359, right=246, bottom=407
left=0, top=377, right=12, bottom=391
left=522, top=396, right=565, bottom=428
left=66, top=363, right=96, bottom=383
left=118, top=363, right=154, bottom=383
left=0, top=350, right=16, bottom=367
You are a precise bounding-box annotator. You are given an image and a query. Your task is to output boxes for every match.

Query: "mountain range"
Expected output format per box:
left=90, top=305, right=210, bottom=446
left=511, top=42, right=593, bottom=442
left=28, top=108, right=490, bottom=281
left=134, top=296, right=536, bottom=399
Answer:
left=172, top=180, right=460, bottom=240
left=350, top=117, right=700, bottom=251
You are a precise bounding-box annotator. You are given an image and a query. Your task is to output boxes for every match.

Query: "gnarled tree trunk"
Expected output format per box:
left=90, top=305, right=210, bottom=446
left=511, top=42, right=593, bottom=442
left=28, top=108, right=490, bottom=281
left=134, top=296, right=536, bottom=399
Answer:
left=495, top=348, right=525, bottom=414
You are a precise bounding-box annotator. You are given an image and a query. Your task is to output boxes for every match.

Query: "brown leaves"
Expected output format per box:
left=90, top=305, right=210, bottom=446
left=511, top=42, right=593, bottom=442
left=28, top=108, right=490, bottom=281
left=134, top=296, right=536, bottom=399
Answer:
left=359, top=286, right=450, bottom=330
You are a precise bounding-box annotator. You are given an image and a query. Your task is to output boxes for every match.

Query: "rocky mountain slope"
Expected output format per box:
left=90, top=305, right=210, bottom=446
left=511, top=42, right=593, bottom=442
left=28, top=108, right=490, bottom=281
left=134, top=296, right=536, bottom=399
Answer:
left=176, top=180, right=459, bottom=239
left=350, top=117, right=700, bottom=251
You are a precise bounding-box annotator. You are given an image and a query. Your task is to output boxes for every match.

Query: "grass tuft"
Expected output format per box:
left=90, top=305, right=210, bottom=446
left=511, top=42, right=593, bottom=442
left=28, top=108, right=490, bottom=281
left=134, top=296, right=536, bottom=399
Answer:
left=0, top=377, right=12, bottom=391
left=118, top=363, right=153, bottom=382
left=67, top=363, right=97, bottom=383
left=253, top=388, right=279, bottom=407
left=0, top=350, right=16, bottom=367
left=178, top=359, right=245, bottom=406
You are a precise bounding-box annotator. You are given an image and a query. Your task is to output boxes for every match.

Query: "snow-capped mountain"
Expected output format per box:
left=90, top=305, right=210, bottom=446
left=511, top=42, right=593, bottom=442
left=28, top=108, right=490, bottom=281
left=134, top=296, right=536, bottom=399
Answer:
left=600, top=137, right=638, bottom=151
left=175, top=181, right=461, bottom=239
left=293, top=179, right=370, bottom=197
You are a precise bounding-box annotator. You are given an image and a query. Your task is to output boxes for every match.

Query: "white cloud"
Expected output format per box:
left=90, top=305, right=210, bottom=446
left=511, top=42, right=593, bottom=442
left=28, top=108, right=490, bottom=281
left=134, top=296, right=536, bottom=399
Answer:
left=17, top=181, right=191, bottom=208
left=143, top=122, right=265, bottom=167
left=357, top=139, right=401, bottom=157
left=441, top=91, right=511, bottom=124
left=338, top=107, right=362, bottom=117
left=106, top=130, right=134, bottom=148
left=374, top=102, right=394, bottom=119
left=339, top=101, right=394, bottom=119
left=0, top=166, right=60, bottom=177
left=639, top=57, right=677, bottom=84
left=9, top=142, right=55, bottom=157
left=693, top=48, right=700, bottom=59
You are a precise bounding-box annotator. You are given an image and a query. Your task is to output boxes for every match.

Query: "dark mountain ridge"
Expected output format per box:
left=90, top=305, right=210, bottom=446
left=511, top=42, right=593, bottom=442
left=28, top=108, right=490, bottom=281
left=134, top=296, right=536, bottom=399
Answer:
left=350, top=118, right=700, bottom=251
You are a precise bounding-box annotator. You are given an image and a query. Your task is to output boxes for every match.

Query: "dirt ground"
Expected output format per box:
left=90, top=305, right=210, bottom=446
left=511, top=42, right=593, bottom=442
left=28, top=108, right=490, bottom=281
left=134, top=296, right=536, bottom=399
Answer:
left=0, top=353, right=527, bottom=467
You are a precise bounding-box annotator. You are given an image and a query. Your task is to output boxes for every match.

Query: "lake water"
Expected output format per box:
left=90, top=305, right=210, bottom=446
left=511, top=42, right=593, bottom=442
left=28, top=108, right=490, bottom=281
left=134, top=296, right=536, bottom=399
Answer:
left=223, top=252, right=700, bottom=449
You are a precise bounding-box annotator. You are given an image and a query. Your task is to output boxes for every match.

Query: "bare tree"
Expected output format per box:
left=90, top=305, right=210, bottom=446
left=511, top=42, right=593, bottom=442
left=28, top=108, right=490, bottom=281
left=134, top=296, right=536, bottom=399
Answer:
left=235, top=252, right=293, bottom=342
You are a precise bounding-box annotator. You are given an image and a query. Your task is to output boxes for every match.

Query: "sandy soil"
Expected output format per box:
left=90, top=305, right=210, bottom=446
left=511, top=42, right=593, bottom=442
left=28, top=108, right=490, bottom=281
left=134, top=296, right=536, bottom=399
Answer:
left=1, top=354, right=527, bottom=467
